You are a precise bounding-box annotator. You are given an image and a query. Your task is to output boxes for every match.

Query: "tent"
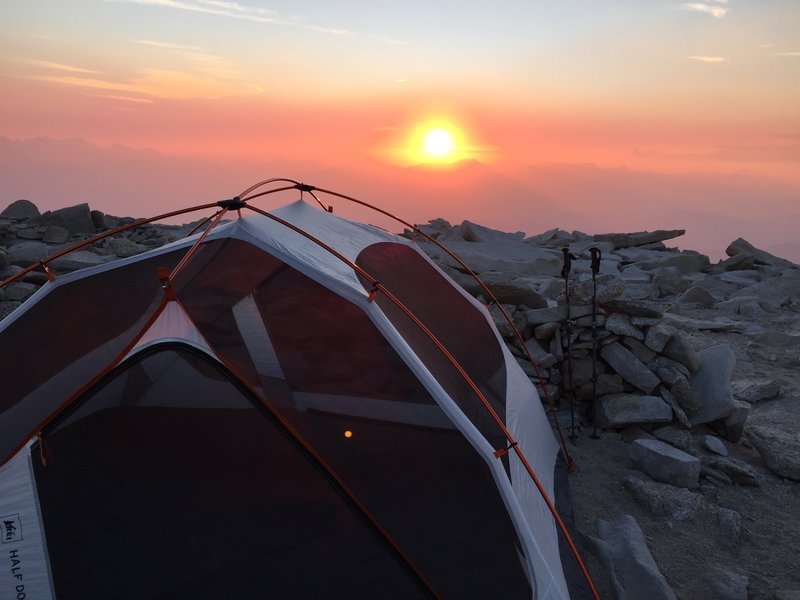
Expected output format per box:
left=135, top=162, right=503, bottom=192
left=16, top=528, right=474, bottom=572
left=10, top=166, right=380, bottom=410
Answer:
left=0, top=180, right=596, bottom=599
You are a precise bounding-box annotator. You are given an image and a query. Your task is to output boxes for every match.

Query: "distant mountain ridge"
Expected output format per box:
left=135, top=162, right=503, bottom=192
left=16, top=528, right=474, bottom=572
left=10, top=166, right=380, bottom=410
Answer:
left=1, top=135, right=797, bottom=262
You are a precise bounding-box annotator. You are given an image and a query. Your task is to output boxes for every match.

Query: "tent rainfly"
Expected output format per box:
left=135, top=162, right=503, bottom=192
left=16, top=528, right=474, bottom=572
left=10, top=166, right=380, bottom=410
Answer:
left=0, top=179, right=598, bottom=600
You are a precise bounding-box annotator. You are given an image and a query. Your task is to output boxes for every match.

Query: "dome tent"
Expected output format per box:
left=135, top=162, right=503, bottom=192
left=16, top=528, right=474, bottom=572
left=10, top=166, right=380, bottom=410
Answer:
left=0, top=179, right=596, bottom=599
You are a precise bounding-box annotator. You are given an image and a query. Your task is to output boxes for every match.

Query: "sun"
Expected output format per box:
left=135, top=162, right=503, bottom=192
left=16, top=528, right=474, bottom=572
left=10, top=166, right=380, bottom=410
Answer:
left=422, top=128, right=455, bottom=158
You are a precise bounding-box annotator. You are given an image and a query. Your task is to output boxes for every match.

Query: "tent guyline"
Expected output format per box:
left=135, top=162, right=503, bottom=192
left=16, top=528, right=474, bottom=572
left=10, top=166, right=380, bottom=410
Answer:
left=0, top=180, right=598, bottom=599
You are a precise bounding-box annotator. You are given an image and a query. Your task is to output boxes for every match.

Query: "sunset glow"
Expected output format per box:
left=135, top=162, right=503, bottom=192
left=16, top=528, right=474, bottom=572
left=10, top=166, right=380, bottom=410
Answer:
left=0, top=0, right=797, bottom=260
left=422, top=128, right=455, bottom=159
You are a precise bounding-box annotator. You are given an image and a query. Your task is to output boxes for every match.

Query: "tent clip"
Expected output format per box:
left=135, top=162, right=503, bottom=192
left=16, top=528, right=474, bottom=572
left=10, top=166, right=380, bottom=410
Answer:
left=493, top=441, right=518, bottom=459
left=218, top=197, right=246, bottom=210
left=38, top=259, right=55, bottom=282
left=367, top=282, right=381, bottom=303
left=156, top=266, right=176, bottom=300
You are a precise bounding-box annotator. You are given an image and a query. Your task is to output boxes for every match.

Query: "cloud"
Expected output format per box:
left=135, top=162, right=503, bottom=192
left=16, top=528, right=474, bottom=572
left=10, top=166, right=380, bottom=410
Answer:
left=687, top=56, right=727, bottom=63
left=136, top=39, right=205, bottom=52
left=23, top=59, right=101, bottom=74
left=679, top=2, right=728, bottom=18
left=103, top=0, right=403, bottom=41
left=774, top=51, right=800, bottom=57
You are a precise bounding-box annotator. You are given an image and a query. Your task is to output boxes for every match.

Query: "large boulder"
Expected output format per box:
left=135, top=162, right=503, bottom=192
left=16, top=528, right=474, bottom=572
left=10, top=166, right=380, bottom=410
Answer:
left=429, top=240, right=563, bottom=277
left=458, top=220, right=525, bottom=243
left=593, top=229, right=685, bottom=249
left=689, top=344, right=736, bottom=426
left=595, top=394, right=673, bottom=428
left=746, top=418, right=800, bottom=481
left=623, top=473, right=705, bottom=521
left=7, top=240, right=52, bottom=267
left=1, top=199, right=40, bottom=220
left=34, top=203, right=96, bottom=235
left=637, top=252, right=711, bottom=275
left=601, top=342, right=660, bottom=393
left=630, top=438, right=701, bottom=488
left=726, top=237, right=797, bottom=269
left=589, top=514, right=677, bottom=600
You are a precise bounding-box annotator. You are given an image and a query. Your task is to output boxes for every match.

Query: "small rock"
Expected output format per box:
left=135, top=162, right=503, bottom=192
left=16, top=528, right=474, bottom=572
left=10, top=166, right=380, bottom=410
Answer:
left=706, top=456, right=760, bottom=487
left=712, top=400, right=751, bottom=443
left=650, top=356, right=691, bottom=386
left=42, top=226, right=70, bottom=244
left=660, top=387, right=692, bottom=428
left=653, top=269, right=691, bottom=297
left=701, top=465, right=733, bottom=485
left=712, top=568, right=749, bottom=600
left=644, top=325, right=672, bottom=352
left=621, top=337, right=656, bottom=363
left=522, top=337, right=558, bottom=369
left=533, top=321, right=560, bottom=340
left=630, top=438, right=701, bottom=488
left=670, top=376, right=700, bottom=412
left=676, top=285, right=716, bottom=308
left=732, top=379, right=782, bottom=403
left=3, top=282, right=39, bottom=302
left=654, top=426, right=692, bottom=450
left=702, top=435, right=728, bottom=456
left=488, top=303, right=517, bottom=339
left=16, top=227, right=44, bottom=240
left=662, top=333, right=701, bottom=372
left=108, top=237, right=148, bottom=259
left=606, top=312, right=644, bottom=340
left=718, top=508, right=741, bottom=547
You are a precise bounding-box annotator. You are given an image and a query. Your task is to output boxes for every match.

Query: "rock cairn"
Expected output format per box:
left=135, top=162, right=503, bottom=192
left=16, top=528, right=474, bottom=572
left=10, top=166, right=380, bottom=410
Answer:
left=410, top=219, right=798, bottom=441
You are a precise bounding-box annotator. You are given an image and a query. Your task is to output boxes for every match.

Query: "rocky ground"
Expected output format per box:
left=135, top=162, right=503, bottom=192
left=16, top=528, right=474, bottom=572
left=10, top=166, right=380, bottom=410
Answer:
left=2, top=199, right=799, bottom=599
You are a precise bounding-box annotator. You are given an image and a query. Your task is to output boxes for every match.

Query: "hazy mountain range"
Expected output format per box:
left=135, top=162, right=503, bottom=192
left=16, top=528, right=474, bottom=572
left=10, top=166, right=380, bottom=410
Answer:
left=1, top=136, right=797, bottom=262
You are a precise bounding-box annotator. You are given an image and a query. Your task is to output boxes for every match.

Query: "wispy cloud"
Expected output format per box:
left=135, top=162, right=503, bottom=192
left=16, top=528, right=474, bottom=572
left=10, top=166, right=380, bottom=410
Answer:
left=136, top=39, right=205, bottom=52
left=687, top=56, right=727, bottom=63
left=774, top=51, right=800, bottom=57
left=23, top=59, right=101, bottom=74
left=103, top=0, right=403, bottom=42
left=679, top=2, right=728, bottom=19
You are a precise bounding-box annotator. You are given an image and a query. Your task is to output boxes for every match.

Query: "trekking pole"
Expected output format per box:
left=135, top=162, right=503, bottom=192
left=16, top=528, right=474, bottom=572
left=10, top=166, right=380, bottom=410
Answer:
left=561, top=248, right=578, bottom=442
left=589, top=247, right=602, bottom=440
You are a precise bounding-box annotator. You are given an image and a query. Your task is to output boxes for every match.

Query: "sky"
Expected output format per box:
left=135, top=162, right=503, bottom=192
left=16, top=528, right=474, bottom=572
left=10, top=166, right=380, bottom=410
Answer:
left=1, top=0, right=799, bottom=259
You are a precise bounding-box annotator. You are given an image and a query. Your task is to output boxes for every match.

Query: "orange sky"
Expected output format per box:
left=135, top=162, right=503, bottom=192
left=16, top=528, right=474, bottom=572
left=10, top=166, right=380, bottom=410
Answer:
left=1, top=1, right=798, bottom=258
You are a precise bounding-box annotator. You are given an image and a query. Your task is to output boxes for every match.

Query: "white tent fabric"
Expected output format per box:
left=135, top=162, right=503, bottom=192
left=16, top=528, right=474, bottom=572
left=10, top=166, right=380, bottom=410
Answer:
left=0, top=198, right=574, bottom=599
